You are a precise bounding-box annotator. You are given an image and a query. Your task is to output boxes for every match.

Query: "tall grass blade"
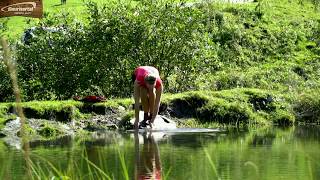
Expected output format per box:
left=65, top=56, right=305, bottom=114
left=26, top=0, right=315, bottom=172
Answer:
left=31, top=155, right=64, bottom=178
left=82, top=156, right=112, bottom=180
left=1, top=37, right=32, bottom=179
left=163, top=167, right=172, bottom=180
left=116, top=145, right=129, bottom=180
left=203, top=148, right=220, bottom=180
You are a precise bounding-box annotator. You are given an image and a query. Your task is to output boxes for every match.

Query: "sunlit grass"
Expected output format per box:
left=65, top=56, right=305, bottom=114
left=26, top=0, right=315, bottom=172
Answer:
left=28, top=154, right=112, bottom=179
left=18, top=139, right=138, bottom=180
left=177, top=118, right=221, bottom=128
left=3, top=0, right=116, bottom=39
left=0, top=103, right=11, bottom=130
left=203, top=148, right=220, bottom=180
left=116, top=143, right=130, bottom=180
left=0, top=88, right=298, bottom=129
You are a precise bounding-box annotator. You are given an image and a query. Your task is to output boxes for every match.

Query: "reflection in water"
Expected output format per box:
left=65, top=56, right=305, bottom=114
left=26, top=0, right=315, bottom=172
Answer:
left=134, top=132, right=162, bottom=180
left=249, top=132, right=276, bottom=147
left=1, top=126, right=320, bottom=179
left=294, top=125, right=320, bottom=141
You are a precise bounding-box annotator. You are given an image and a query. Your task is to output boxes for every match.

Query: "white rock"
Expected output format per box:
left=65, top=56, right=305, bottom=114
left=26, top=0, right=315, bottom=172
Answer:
left=130, top=111, right=177, bottom=130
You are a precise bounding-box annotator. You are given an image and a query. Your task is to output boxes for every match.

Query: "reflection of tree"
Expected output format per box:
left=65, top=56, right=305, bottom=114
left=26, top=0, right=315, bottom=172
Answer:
left=134, top=131, right=162, bottom=180
left=249, top=133, right=276, bottom=147
left=294, top=126, right=320, bottom=141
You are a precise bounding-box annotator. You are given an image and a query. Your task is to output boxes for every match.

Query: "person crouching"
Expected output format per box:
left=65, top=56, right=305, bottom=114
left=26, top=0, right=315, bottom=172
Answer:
left=133, top=66, right=163, bottom=129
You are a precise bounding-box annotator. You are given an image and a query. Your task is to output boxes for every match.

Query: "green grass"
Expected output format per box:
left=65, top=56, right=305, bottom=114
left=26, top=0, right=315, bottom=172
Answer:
left=3, top=0, right=192, bottom=39
left=20, top=100, right=82, bottom=113
left=4, top=0, right=318, bottom=40
left=0, top=98, right=133, bottom=131
left=37, top=122, right=63, bottom=138
left=177, top=118, right=222, bottom=128
left=0, top=103, right=12, bottom=130
left=95, top=98, right=133, bottom=109
left=100, top=89, right=301, bottom=126
left=0, top=88, right=319, bottom=131
left=0, top=88, right=318, bottom=128
left=2, top=0, right=112, bottom=39
left=23, top=138, right=135, bottom=180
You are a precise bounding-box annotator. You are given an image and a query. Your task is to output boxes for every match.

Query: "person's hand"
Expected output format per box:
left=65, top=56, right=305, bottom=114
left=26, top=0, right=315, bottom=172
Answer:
left=149, top=122, right=154, bottom=129
left=150, top=116, right=156, bottom=124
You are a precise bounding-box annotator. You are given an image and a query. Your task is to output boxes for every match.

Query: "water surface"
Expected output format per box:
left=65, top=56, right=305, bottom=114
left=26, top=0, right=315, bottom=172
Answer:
left=0, top=126, right=319, bottom=179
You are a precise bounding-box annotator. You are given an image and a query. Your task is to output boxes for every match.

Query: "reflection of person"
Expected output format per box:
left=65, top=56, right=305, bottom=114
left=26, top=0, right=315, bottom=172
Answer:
left=134, top=132, right=162, bottom=180
left=132, top=66, right=163, bottom=129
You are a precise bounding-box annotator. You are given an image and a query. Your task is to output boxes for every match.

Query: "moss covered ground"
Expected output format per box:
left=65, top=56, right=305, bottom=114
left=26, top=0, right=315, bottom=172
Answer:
left=1, top=88, right=319, bottom=137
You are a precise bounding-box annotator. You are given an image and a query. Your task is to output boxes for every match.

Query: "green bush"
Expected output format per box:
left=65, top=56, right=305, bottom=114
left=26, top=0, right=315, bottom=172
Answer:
left=0, top=18, right=14, bottom=102
left=37, top=123, right=62, bottom=137
left=15, top=1, right=210, bottom=100
left=0, top=63, right=13, bottom=102
left=3, top=0, right=317, bottom=101
left=293, top=91, right=320, bottom=124
left=0, top=18, right=8, bottom=36
left=163, top=89, right=295, bottom=126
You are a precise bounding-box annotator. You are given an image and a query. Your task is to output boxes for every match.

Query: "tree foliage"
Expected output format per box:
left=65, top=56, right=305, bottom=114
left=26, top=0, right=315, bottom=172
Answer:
left=0, top=0, right=318, bottom=101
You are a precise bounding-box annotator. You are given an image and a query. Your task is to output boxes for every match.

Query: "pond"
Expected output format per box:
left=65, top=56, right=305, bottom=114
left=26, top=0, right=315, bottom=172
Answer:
left=0, top=126, right=319, bottom=179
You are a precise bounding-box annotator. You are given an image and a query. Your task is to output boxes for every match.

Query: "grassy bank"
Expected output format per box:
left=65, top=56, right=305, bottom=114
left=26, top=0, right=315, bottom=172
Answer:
left=1, top=0, right=111, bottom=39
left=1, top=88, right=319, bottom=135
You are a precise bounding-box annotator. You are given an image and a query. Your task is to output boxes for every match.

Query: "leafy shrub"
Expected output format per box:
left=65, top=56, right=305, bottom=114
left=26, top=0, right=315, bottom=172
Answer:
left=4, top=0, right=318, bottom=101
left=0, top=63, right=13, bottom=102
left=16, top=1, right=211, bottom=100
left=293, top=91, right=320, bottom=124
left=37, top=123, right=62, bottom=137
left=0, top=18, right=8, bottom=36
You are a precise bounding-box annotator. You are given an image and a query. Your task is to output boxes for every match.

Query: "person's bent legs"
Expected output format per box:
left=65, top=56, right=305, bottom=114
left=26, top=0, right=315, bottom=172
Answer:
left=140, top=87, right=150, bottom=127
left=148, top=88, right=156, bottom=123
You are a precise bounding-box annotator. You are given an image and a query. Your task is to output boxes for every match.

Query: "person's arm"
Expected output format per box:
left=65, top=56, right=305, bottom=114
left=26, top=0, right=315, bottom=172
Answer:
left=150, top=84, right=163, bottom=123
left=134, top=81, right=140, bottom=129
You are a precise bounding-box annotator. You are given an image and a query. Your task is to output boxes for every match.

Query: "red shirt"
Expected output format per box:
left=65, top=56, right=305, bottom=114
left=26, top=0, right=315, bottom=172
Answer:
left=134, top=66, right=162, bottom=89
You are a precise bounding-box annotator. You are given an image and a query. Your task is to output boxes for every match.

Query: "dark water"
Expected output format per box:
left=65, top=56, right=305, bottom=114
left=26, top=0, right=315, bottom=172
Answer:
left=0, top=126, right=320, bottom=179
